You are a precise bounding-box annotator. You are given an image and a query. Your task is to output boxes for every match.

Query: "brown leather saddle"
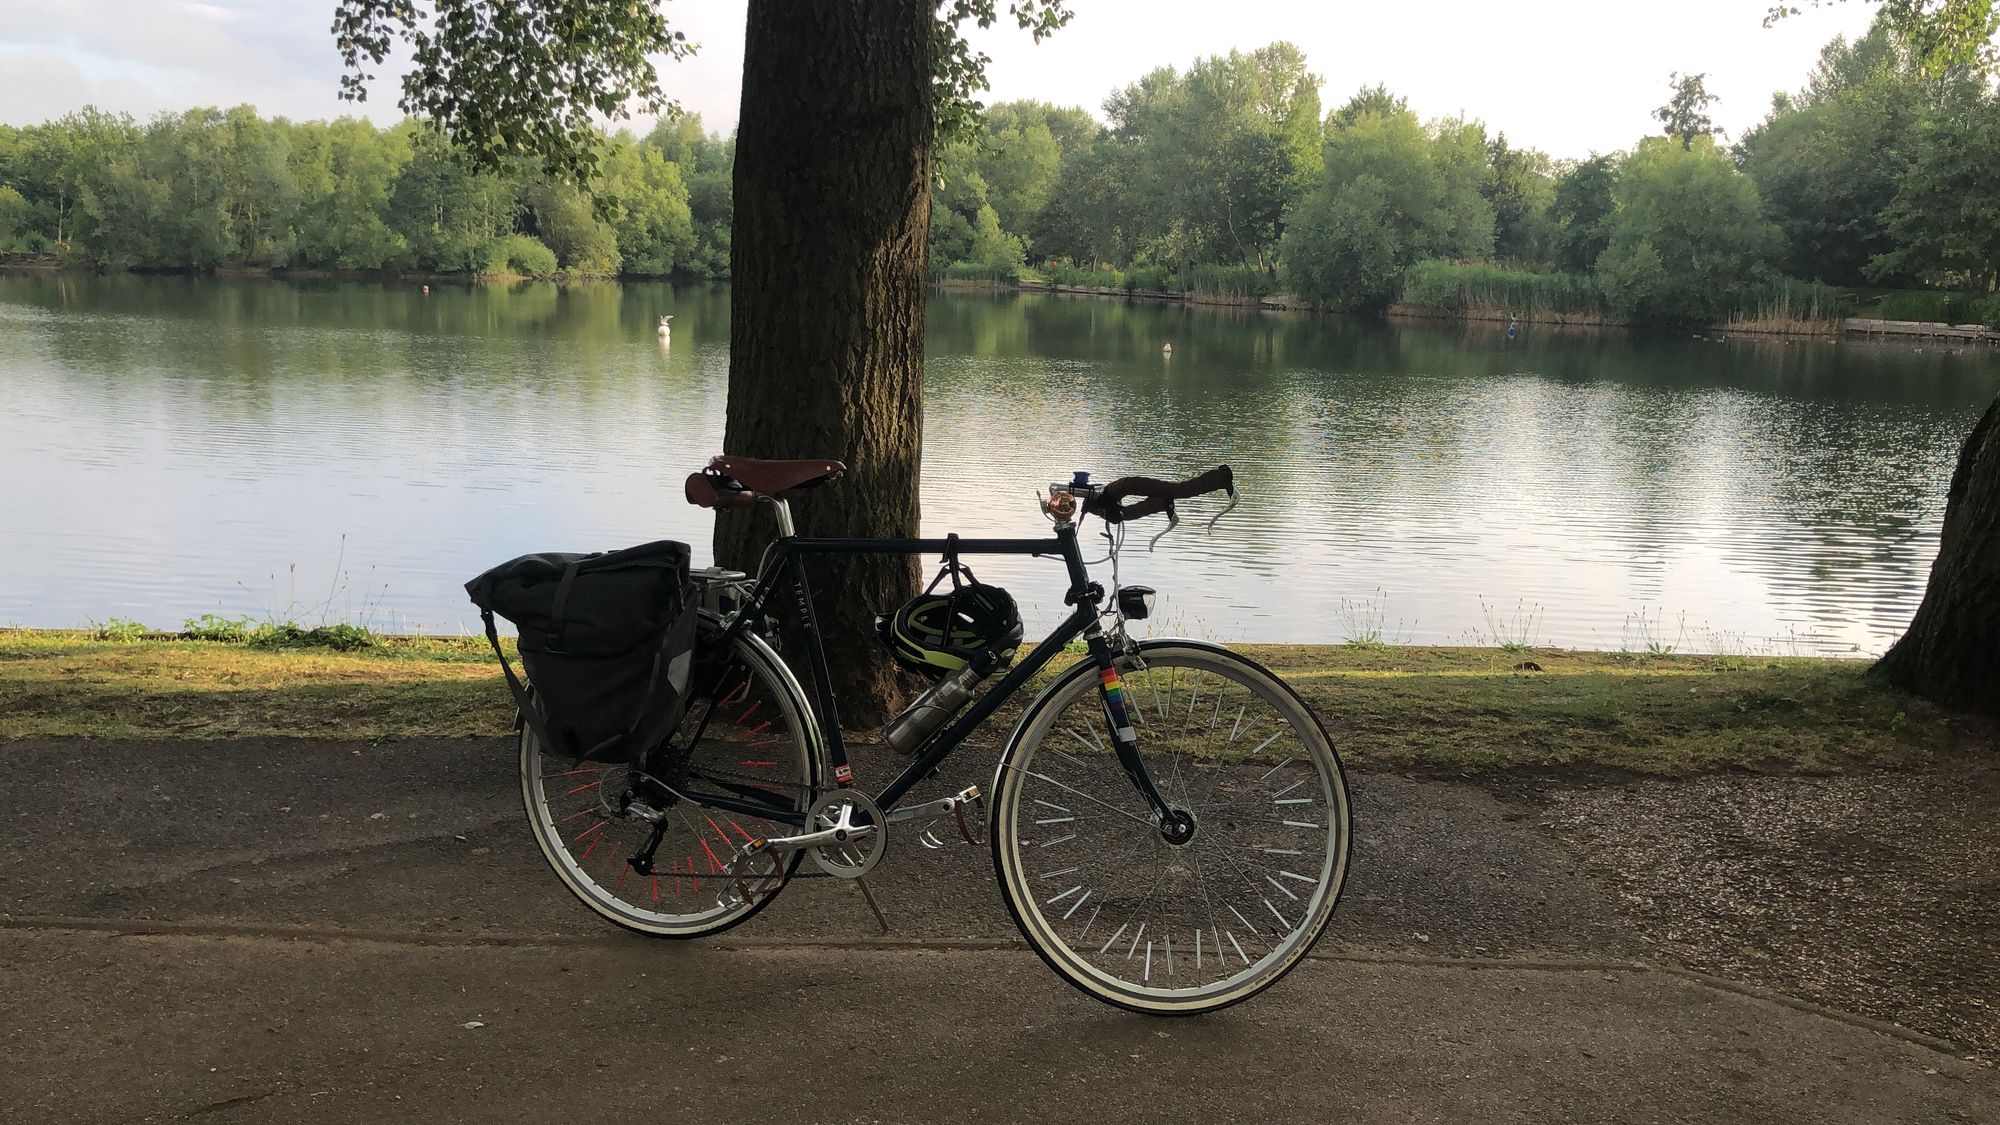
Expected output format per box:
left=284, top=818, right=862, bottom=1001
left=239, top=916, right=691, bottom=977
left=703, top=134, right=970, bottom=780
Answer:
left=684, top=455, right=845, bottom=509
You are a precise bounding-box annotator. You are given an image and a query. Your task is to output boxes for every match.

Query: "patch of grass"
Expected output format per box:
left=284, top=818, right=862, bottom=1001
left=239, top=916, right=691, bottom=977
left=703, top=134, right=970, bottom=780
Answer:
left=0, top=629, right=501, bottom=739
left=1474, top=597, right=1546, bottom=652
left=1335, top=588, right=1411, bottom=648
left=183, top=614, right=256, bottom=643
left=247, top=621, right=379, bottom=651
left=5, top=631, right=1989, bottom=775
left=91, top=617, right=151, bottom=642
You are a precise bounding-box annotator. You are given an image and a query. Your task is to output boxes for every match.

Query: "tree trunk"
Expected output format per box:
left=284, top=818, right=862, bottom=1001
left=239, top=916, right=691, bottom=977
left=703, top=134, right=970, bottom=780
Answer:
left=1873, top=394, right=2000, bottom=716
left=716, top=0, right=932, bottom=728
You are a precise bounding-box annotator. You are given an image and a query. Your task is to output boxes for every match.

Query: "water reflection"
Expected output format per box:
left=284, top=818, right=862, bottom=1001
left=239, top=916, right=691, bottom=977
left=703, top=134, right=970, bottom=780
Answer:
left=2, top=275, right=1994, bottom=653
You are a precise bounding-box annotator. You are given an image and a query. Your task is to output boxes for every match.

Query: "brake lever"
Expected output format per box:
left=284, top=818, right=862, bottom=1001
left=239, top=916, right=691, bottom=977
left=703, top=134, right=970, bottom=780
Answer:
left=1148, top=505, right=1178, bottom=551
left=1206, top=488, right=1240, bottom=532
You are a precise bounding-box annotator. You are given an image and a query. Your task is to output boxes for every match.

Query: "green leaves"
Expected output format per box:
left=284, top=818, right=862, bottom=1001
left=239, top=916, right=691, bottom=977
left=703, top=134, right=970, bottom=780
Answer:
left=333, top=0, right=692, bottom=185
left=1597, top=138, right=1778, bottom=323
left=1768, top=1, right=1999, bottom=75
left=1654, top=72, right=1724, bottom=148
left=1279, top=100, right=1495, bottom=310
left=934, top=1, right=1074, bottom=145
left=1869, top=86, right=2000, bottom=290
left=333, top=2, right=1072, bottom=187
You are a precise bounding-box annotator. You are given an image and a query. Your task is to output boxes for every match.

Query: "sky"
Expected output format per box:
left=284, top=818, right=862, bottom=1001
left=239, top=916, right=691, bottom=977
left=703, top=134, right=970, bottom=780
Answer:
left=0, top=0, right=1883, bottom=160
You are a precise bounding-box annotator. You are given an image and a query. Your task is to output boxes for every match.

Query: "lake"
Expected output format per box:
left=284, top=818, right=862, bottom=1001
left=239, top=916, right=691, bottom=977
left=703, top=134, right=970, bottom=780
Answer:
left=3, top=273, right=1995, bottom=655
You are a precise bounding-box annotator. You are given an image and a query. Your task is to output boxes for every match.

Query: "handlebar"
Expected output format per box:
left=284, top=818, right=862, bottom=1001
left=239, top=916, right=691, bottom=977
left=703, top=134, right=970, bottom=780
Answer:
left=1082, top=465, right=1235, bottom=524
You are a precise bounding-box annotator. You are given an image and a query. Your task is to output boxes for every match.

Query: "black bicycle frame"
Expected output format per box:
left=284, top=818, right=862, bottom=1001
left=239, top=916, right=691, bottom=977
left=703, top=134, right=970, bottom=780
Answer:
left=679, top=521, right=1174, bottom=830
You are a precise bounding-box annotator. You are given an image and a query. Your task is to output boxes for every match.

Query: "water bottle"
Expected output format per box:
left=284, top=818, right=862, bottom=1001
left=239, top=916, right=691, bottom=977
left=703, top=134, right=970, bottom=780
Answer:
left=882, top=663, right=985, bottom=753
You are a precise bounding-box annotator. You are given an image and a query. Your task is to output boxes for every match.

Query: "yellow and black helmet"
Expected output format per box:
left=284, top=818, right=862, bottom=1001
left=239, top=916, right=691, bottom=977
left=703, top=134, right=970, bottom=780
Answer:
left=875, top=582, right=1022, bottom=679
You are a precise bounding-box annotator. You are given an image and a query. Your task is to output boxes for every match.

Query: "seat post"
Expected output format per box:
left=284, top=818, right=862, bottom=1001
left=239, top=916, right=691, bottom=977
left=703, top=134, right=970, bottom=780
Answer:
left=761, top=495, right=797, bottom=538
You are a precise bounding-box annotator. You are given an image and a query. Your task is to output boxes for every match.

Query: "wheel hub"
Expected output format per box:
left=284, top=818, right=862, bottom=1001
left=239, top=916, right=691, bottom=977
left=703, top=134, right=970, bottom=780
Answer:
left=1159, top=807, right=1197, bottom=846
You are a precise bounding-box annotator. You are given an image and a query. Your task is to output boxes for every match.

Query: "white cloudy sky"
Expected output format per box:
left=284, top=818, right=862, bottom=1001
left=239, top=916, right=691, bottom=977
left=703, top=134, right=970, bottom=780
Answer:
left=0, top=0, right=1880, bottom=159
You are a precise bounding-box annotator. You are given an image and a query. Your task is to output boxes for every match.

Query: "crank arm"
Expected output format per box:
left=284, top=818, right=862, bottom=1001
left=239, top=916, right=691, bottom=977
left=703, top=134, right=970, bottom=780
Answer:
left=743, top=821, right=875, bottom=856
left=884, top=785, right=983, bottom=824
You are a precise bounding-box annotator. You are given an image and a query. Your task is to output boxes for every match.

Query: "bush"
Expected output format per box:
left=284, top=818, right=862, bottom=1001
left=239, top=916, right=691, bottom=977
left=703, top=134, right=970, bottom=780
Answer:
left=93, top=617, right=150, bottom=641
left=1398, top=260, right=1602, bottom=315
left=183, top=614, right=255, bottom=642
left=1124, top=265, right=1181, bottom=293
left=483, top=234, right=559, bottom=279
left=1876, top=290, right=1986, bottom=324
left=248, top=622, right=378, bottom=651
left=1728, top=277, right=1853, bottom=323
left=1183, top=263, right=1274, bottom=299
left=1043, top=262, right=1125, bottom=289
left=1985, top=297, right=2000, bottom=332
left=940, top=261, right=1020, bottom=284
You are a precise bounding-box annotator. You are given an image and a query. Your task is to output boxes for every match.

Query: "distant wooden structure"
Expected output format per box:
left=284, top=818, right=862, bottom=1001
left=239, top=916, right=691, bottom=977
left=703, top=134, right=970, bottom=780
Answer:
left=1842, top=318, right=1999, bottom=343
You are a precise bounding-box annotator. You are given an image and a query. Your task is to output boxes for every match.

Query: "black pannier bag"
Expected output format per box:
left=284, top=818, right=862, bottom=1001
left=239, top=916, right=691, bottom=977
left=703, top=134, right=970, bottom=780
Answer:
left=465, top=540, right=698, bottom=764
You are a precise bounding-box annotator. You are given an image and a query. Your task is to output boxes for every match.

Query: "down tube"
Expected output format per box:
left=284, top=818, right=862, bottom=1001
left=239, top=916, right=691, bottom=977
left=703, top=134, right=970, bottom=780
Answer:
left=873, top=607, right=1098, bottom=811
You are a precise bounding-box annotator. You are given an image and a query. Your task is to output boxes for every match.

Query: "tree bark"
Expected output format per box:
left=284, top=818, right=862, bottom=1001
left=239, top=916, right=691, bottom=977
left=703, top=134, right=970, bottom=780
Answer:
left=716, top=0, right=932, bottom=728
left=1873, top=394, right=2000, bottom=716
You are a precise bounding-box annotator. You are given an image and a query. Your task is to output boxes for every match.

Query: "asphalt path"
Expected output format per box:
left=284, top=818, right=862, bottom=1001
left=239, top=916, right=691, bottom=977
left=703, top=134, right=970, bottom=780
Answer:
left=0, top=738, right=1991, bottom=1123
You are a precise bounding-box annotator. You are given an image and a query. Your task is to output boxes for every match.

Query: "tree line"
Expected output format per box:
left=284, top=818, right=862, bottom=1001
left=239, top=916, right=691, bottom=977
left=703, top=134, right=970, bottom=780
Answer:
left=4, top=13, right=1999, bottom=326
left=0, top=108, right=733, bottom=278
left=928, top=15, right=2000, bottom=326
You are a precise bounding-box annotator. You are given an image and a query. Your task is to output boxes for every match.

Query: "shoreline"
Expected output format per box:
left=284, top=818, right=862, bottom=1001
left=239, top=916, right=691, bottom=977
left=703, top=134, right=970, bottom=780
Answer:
left=4, top=628, right=1991, bottom=777
left=939, top=275, right=1999, bottom=344
left=10, top=263, right=1993, bottom=345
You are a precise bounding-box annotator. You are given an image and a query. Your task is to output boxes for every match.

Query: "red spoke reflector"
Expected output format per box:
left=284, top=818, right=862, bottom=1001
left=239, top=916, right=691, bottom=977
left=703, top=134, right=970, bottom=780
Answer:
left=719, top=679, right=749, bottom=707
left=651, top=876, right=660, bottom=903
left=735, top=699, right=763, bottom=724
left=558, top=808, right=595, bottom=825
left=563, top=780, right=603, bottom=797
left=572, top=821, right=606, bottom=846
left=730, top=821, right=757, bottom=844
left=704, top=816, right=738, bottom=855
left=700, top=838, right=724, bottom=874
left=737, top=721, right=773, bottom=742
left=581, top=838, right=600, bottom=862
left=738, top=760, right=777, bottom=769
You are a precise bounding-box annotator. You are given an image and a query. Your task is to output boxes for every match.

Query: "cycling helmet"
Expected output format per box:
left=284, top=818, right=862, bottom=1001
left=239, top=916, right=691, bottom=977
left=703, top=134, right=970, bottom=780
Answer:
left=876, top=581, right=1023, bottom=678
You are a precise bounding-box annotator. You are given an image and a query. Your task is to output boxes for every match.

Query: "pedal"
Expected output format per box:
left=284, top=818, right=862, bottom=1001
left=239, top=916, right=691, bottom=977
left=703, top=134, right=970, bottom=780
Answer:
left=889, top=785, right=985, bottom=847
left=952, top=786, right=986, bottom=846
left=721, top=838, right=787, bottom=906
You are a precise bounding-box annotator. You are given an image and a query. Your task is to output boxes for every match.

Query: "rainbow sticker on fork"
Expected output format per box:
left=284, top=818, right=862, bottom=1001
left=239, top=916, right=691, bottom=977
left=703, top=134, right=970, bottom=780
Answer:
left=1100, top=667, right=1137, bottom=744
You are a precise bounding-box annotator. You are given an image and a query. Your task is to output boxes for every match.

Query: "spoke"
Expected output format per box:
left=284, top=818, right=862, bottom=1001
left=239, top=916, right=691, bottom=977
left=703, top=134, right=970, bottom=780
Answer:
left=1003, top=763, right=1156, bottom=829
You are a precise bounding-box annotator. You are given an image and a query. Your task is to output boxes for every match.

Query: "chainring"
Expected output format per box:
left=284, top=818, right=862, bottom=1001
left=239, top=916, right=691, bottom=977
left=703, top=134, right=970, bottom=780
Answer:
left=805, top=790, right=888, bottom=879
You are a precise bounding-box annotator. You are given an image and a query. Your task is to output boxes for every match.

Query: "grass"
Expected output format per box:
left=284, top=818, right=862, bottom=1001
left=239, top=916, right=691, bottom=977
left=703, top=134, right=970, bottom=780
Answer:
left=2, top=630, right=1988, bottom=776
left=1396, top=260, right=1606, bottom=321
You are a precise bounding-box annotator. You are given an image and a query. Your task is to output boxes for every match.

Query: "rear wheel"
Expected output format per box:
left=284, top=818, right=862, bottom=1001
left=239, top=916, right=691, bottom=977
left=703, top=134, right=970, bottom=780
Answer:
left=990, top=641, right=1350, bottom=1014
left=521, top=624, right=819, bottom=937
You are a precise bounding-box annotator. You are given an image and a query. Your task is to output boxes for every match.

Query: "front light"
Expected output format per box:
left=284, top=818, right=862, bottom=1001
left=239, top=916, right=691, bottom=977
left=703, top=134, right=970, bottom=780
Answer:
left=1117, top=585, right=1156, bottom=620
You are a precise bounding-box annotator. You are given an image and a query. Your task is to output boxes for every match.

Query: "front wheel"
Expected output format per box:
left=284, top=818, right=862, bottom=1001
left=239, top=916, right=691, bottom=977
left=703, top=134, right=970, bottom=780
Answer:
left=990, top=641, right=1350, bottom=1014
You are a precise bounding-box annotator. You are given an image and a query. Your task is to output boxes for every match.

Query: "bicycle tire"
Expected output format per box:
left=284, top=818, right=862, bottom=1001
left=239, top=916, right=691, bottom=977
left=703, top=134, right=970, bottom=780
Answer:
left=989, top=640, right=1350, bottom=1014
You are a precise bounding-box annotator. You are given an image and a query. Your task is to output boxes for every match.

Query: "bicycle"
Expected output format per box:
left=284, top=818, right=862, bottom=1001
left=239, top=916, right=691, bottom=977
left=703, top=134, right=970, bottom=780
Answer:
left=519, top=456, right=1352, bottom=1015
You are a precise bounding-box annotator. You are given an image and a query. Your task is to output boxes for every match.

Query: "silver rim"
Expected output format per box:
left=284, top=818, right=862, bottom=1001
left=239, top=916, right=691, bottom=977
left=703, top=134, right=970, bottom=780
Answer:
left=994, top=645, right=1349, bottom=1012
left=520, top=629, right=819, bottom=936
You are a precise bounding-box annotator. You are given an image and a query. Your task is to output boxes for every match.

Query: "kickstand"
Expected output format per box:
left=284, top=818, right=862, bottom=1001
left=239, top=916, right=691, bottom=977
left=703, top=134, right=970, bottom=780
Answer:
left=856, top=877, right=891, bottom=934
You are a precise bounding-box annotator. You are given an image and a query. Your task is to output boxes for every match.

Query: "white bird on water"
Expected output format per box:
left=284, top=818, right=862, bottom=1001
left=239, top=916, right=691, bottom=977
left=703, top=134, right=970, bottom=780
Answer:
left=658, top=315, right=673, bottom=339
left=1161, top=341, right=1173, bottom=355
